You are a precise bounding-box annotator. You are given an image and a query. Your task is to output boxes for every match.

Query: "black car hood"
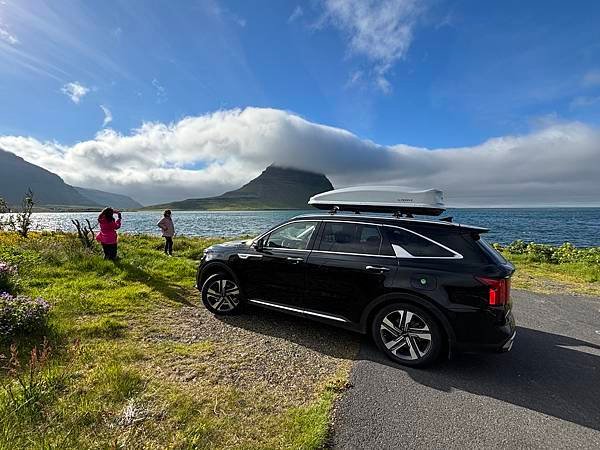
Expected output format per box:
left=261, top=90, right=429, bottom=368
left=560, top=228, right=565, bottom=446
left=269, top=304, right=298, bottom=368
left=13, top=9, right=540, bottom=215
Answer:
left=208, top=240, right=250, bottom=252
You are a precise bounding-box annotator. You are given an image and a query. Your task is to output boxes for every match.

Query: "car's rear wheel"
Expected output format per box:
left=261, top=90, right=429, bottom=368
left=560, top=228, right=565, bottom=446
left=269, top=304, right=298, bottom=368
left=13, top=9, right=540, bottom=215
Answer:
left=371, top=302, right=442, bottom=367
left=201, top=273, right=242, bottom=315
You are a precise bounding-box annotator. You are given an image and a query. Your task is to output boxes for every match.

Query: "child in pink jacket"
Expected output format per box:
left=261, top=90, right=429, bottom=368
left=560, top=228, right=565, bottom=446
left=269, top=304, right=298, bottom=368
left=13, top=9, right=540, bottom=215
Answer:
left=96, top=207, right=122, bottom=260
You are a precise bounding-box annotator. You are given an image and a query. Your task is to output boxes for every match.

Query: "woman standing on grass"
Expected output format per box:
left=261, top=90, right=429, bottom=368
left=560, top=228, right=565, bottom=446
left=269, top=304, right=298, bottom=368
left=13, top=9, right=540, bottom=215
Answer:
left=157, top=209, right=175, bottom=256
left=96, top=207, right=122, bottom=260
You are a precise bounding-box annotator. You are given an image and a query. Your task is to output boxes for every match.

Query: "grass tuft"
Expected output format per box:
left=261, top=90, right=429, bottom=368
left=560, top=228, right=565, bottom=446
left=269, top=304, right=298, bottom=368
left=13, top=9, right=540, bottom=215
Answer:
left=80, top=317, right=128, bottom=338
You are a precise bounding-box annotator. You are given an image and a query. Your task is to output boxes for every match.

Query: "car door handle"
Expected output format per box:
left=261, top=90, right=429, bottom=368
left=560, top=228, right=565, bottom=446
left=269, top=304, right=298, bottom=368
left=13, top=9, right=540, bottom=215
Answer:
left=238, top=253, right=263, bottom=260
left=365, top=265, right=390, bottom=272
left=286, top=257, right=304, bottom=264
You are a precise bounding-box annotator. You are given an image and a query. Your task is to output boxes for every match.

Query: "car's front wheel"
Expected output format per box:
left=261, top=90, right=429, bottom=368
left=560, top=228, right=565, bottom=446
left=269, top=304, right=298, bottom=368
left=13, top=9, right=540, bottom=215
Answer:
left=201, top=273, right=243, bottom=315
left=372, top=302, right=443, bottom=367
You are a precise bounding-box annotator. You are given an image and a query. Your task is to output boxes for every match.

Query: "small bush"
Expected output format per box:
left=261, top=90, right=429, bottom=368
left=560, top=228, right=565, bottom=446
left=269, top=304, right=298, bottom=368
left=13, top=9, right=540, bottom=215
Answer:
left=0, top=262, right=18, bottom=293
left=505, top=240, right=527, bottom=254
left=0, top=293, right=51, bottom=338
left=501, top=240, right=600, bottom=265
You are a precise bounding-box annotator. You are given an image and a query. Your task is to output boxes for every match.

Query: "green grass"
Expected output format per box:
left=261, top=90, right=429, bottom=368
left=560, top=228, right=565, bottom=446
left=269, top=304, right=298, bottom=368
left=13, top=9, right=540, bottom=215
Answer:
left=502, top=251, right=600, bottom=296
left=0, top=231, right=344, bottom=449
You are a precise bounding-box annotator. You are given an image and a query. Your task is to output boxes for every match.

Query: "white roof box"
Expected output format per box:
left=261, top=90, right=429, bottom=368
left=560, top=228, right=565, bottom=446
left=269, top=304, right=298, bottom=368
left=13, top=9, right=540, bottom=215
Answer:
left=308, top=187, right=445, bottom=216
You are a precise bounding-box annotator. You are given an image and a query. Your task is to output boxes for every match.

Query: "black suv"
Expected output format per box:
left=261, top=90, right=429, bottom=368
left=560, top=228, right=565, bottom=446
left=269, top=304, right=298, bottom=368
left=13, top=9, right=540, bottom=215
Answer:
left=196, top=214, right=516, bottom=367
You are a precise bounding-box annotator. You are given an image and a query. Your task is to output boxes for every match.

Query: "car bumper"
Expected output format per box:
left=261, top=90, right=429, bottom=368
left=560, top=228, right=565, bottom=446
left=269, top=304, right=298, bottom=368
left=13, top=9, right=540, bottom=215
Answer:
left=452, top=309, right=517, bottom=353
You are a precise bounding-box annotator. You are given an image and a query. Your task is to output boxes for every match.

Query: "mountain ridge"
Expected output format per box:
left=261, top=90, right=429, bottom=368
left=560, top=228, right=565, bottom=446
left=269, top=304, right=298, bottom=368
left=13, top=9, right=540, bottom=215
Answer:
left=145, top=165, right=334, bottom=210
left=0, top=149, right=142, bottom=210
left=74, top=187, right=143, bottom=210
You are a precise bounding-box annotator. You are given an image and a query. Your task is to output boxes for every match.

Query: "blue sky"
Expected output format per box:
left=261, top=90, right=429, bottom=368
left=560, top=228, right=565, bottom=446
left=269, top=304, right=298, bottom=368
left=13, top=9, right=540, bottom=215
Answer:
left=1, top=0, right=599, bottom=147
left=0, top=0, right=599, bottom=205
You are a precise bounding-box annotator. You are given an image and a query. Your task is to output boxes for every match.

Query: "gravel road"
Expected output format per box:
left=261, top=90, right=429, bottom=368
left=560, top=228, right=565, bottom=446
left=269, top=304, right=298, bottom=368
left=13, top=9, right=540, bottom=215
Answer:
left=332, top=290, right=600, bottom=449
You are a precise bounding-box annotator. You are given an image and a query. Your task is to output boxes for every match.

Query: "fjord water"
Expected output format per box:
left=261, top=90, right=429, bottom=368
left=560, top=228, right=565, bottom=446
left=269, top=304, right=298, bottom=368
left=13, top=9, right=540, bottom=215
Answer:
left=12, top=207, right=599, bottom=247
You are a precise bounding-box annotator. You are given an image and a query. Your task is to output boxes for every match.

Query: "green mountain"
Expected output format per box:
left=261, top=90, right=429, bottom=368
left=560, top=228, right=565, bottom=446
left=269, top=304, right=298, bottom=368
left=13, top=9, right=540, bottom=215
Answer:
left=0, top=148, right=94, bottom=207
left=146, top=165, right=334, bottom=210
left=0, top=148, right=141, bottom=210
left=74, top=187, right=143, bottom=210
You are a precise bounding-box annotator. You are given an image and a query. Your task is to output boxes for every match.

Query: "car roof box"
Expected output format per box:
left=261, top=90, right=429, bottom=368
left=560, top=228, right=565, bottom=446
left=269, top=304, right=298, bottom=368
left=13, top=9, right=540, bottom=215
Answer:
left=308, top=187, right=446, bottom=216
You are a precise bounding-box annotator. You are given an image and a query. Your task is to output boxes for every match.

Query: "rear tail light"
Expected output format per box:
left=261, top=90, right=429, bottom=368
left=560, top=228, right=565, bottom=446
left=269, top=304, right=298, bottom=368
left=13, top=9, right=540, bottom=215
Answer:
left=475, top=277, right=511, bottom=306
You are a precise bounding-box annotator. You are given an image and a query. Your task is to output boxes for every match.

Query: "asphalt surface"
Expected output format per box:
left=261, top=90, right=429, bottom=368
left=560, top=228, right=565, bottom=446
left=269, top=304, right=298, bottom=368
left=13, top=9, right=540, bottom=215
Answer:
left=332, top=290, right=600, bottom=449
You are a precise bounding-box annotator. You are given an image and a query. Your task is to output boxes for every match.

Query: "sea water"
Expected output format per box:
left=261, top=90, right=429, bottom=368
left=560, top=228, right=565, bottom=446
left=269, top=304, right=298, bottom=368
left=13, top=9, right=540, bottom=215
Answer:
left=2, top=208, right=598, bottom=246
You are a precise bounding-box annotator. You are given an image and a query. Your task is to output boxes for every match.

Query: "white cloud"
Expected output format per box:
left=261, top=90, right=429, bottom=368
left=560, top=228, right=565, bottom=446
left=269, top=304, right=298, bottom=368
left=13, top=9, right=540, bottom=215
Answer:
left=288, top=6, right=304, bottom=23
left=321, top=0, right=423, bottom=92
left=0, top=24, right=18, bottom=45
left=61, top=81, right=90, bottom=104
left=152, top=78, right=167, bottom=104
left=0, top=107, right=599, bottom=206
left=582, top=69, right=600, bottom=87
left=100, top=105, right=113, bottom=127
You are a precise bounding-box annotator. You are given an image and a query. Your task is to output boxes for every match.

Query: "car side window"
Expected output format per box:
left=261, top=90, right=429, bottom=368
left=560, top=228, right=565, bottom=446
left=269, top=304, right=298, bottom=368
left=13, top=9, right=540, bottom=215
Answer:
left=383, top=227, right=455, bottom=258
left=318, top=222, right=382, bottom=255
left=265, top=221, right=317, bottom=250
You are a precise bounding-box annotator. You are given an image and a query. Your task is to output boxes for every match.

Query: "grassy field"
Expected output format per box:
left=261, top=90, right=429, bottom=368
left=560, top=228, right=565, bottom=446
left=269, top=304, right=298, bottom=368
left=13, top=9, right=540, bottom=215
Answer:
left=501, top=251, right=600, bottom=296
left=0, top=232, right=354, bottom=449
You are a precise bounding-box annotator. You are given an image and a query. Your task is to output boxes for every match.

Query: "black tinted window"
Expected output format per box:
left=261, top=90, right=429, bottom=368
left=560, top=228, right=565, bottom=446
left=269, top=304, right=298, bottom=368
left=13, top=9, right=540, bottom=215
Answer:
left=478, top=238, right=507, bottom=264
left=318, top=222, right=382, bottom=255
left=384, top=227, right=455, bottom=257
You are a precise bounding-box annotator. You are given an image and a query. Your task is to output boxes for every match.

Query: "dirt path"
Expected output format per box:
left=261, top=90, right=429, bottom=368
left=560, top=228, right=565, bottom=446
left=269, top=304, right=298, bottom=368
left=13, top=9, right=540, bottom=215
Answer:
left=134, top=302, right=360, bottom=409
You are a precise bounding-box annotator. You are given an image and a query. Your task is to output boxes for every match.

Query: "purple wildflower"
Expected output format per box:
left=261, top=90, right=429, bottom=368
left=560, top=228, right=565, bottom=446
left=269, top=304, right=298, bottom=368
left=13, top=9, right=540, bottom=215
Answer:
left=0, top=292, right=51, bottom=337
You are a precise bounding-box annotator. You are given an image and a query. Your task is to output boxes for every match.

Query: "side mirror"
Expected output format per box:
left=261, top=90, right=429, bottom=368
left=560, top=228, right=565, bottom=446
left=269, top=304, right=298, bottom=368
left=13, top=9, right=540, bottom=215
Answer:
left=253, top=239, right=264, bottom=251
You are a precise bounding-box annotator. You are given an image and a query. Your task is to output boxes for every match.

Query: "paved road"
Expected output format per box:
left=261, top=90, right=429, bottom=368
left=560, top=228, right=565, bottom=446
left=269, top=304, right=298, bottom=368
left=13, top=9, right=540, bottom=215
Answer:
left=332, top=290, right=600, bottom=449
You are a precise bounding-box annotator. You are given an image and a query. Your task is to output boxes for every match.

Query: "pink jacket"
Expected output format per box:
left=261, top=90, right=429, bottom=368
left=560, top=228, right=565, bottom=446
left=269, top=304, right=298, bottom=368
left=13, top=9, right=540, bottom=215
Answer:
left=157, top=217, right=175, bottom=237
left=96, top=216, right=121, bottom=245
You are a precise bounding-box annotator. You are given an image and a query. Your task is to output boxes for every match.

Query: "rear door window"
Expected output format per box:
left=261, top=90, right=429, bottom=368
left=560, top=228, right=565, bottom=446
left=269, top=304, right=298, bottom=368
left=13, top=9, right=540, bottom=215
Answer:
left=383, top=227, right=457, bottom=258
left=318, top=222, right=382, bottom=255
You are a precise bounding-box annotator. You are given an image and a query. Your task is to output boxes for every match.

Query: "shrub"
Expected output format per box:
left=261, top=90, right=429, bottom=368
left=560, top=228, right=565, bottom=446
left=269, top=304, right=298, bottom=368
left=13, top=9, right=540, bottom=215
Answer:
left=525, top=242, right=556, bottom=262
left=505, top=240, right=527, bottom=254
left=0, top=262, right=18, bottom=293
left=501, top=240, right=600, bottom=265
left=0, top=293, right=50, bottom=338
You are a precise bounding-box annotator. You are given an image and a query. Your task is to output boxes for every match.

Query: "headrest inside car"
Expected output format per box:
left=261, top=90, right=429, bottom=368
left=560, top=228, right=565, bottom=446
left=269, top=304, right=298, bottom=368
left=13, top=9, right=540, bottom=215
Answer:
left=334, top=232, right=352, bottom=244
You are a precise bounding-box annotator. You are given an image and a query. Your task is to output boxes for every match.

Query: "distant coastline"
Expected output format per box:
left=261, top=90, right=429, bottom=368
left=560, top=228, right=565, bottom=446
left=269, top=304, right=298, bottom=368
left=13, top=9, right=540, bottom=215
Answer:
left=2, top=207, right=598, bottom=247
left=18, top=204, right=600, bottom=213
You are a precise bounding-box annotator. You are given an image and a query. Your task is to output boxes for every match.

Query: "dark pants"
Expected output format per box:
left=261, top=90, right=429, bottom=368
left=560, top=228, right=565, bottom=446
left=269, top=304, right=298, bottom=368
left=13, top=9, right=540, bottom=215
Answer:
left=164, top=236, right=173, bottom=255
left=102, top=243, right=118, bottom=260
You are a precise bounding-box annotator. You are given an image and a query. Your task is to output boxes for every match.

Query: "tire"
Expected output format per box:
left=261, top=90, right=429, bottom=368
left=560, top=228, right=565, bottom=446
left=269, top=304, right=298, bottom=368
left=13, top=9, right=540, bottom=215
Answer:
left=371, top=302, right=443, bottom=367
left=201, top=273, right=243, bottom=315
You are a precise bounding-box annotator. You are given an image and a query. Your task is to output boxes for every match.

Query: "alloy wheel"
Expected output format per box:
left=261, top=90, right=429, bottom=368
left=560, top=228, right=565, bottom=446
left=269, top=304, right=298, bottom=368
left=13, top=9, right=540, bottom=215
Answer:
left=205, top=278, right=240, bottom=312
left=379, top=309, right=433, bottom=361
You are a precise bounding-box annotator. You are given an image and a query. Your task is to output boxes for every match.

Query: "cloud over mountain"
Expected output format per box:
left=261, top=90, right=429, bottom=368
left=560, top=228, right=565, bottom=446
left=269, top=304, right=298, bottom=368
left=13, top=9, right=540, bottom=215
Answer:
left=0, top=107, right=598, bottom=206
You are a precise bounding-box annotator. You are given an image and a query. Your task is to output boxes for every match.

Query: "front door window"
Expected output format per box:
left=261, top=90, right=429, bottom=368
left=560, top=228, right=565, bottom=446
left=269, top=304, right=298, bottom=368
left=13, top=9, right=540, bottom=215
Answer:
left=265, top=221, right=318, bottom=250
